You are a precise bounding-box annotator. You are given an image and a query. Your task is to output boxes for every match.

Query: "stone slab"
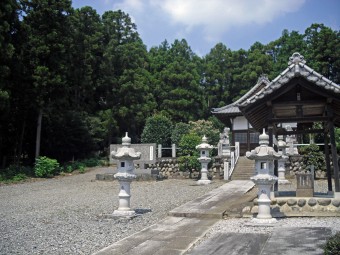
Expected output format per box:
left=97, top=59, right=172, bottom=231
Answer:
left=296, top=188, right=314, bottom=197
left=93, top=217, right=218, bottom=255
left=261, top=227, right=331, bottom=255
left=187, top=232, right=269, bottom=255
left=188, top=227, right=331, bottom=255
left=168, top=180, right=255, bottom=218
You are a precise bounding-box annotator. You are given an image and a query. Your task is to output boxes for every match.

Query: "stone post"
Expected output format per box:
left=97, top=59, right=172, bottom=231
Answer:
left=111, top=132, right=141, bottom=218
left=158, top=144, right=162, bottom=158
left=277, top=135, right=290, bottom=184
left=218, top=127, right=231, bottom=180
left=246, top=129, right=281, bottom=224
left=196, top=135, right=213, bottom=185
left=172, top=144, right=176, bottom=158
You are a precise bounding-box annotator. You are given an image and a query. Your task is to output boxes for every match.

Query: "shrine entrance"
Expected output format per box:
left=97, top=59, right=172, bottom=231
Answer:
left=237, top=53, right=340, bottom=195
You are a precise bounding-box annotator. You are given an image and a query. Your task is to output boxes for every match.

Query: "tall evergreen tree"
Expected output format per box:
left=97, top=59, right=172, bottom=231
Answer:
left=100, top=10, right=156, bottom=141
left=20, top=0, right=73, bottom=159
left=202, top=43, right=233, bottom=108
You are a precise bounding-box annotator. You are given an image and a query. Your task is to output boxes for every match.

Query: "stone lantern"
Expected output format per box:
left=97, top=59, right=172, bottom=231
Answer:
left=111, top=132, right=141, bottom=218
left=219, top=128, right=231, bottom=180
left=246, top=129, right=281, bottom=223
left=277, top=135, right=290, bottom=184
left=196, top=135, right=213, bottom=185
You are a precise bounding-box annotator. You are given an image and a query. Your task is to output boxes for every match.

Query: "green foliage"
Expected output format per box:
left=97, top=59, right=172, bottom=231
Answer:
left=34, top=156, right=60, bottom=177
left=0, top=165, right=32, bottom=183
left=324, top=232, right=340, bottom=255
left=0, top=0, right=339, bottom=175
left=171, top=122, right=190, bottom=145
left=188, top=120, right=220, bottom=146
left=178, top=133, right=201, bottom=171
left=141, top=114, right=173, bottom=146
left=335, top=128, right=340, bottom=153
left=299, top=144, right=326, bottom=172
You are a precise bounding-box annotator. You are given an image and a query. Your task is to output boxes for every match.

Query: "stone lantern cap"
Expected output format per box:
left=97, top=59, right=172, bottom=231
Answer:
left=277, top=135, right=288, bottom=149
left=111, top=132, right=141, bottom=160
left=246, top=129, right=281, bottom=160
left=196, top=135, right=214, bottom=150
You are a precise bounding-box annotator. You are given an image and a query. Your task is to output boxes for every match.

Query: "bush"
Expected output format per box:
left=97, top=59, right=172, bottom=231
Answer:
left=178, top=133, right=201, bottom=172
left=188, top=120, right=220, bottom=146
left=299, top=144, right=326, bottom=172
left=0, top=165, right=33, bottom=182
left=171, top=122, right=190, bottom=145
left=82, top=158, right=100, bottom=167
left=141, top=114, right=173, bottom=146
left=324, top=232, right=340, bottom=255
left=34, top=156, right=60, bottom=178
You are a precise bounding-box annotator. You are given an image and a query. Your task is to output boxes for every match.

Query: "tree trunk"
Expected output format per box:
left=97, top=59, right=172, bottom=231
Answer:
left=17, top=120, right=26, bottom=166
left=35, top=109, right=43, bottom=160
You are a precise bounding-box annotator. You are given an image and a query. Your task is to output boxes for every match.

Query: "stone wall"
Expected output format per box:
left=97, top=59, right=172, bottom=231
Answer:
left=287, top=155, right=326, bottom=178
left=243, top=197, right=340, bottom=217
left=146, top=158, right=224, bottom=179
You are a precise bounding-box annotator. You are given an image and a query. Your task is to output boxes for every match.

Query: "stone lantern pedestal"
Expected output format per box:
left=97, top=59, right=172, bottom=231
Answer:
left=111, top=132, right=141, bottom=218
left=246, top=129, right=281, bottom=224
left=218, top=128, right=231, bottom=180
left=277, top=135, right=290, bottom=185
left=196, top=136, right=213, bottom=185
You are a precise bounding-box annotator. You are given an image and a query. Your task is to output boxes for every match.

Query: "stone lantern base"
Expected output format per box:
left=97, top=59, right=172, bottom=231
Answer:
left=197, top=179, right=211, bottom=185
left=112, top=209, right=137, bottom=219
left=251, top=217, right=278, bottom=225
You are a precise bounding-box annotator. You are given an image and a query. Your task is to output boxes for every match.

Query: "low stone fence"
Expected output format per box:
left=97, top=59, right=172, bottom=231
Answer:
left=243, top=197, right=340, bottom=217
left=146, top=158, right=224, bottom=179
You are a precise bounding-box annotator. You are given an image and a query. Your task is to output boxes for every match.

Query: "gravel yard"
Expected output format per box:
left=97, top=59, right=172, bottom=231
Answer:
left=0, top=167, right=224, bottom=255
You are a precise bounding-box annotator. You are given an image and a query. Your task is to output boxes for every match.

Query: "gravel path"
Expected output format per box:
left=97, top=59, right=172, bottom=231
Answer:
left=0, top=167, right=224, bottom=255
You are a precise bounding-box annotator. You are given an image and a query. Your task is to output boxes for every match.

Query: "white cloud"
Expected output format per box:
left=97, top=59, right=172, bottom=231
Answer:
left=151, top=0, right=305, bottom=41
left=108, top=0, right=305, bottom=44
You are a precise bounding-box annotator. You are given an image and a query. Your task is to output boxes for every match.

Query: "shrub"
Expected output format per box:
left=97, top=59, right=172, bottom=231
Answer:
left=324, top=232, right=340, bottom=255
left=299, top=144, right=326, bottom=172
left=82, top=158, right=100, bottom=167
left=34, top=156, right=60, bottom=178
left=0, top=165, right=33, bottom=182
left=178, top=133, right=201, bottom=172
left=141, top=114, right=173, bottom=146
left=171, top=122, right=190, bottom=145
left=188, top=120, right=220, bottom=146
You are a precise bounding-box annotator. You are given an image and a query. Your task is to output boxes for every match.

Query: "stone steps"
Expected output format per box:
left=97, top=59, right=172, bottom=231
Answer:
left=231, top=156, right=255, bottom=180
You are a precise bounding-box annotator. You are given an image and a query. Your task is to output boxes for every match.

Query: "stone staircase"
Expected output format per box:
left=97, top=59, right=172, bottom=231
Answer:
left=231, top=156, right=255, bottom=180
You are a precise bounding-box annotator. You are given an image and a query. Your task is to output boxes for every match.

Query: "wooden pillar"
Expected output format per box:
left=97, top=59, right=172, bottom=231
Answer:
left=329, top=120, right=340, bottom=192
left=268, top=125, right=278, bottom=192
left=324, top=131, right=332, bottom=192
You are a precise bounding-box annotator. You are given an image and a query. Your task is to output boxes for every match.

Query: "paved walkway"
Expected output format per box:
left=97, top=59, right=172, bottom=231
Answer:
left=93, top=180, right=255, bottom=255
left=93, top=180, right=332, bottom=255
left=188, top=227, right=331, bottom=255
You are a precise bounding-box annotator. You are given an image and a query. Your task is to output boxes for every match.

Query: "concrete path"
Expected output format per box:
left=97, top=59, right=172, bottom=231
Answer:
left=187, top=227, right=331, bottom=255
left=94, top=180, right=256, bottom=255
left=93, top=180, right=332, bottom=255
left=168, top=180, right=255, bottom=218
left=93, top=216, right=218, bottom=255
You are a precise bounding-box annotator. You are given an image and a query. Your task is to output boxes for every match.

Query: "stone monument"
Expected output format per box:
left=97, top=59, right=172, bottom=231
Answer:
left=196, top=135, right=213, bottom=185
left=246, top=129, right=281, bottom=223
left=111, top=132, right=141, bottom=218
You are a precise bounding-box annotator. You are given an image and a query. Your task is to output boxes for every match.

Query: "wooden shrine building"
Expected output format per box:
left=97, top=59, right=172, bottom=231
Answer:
left=212, top=52, right=340, bottom=194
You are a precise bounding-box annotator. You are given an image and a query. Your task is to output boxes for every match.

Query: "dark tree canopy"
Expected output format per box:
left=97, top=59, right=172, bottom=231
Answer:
left=0, top=0, right=338, bottom=168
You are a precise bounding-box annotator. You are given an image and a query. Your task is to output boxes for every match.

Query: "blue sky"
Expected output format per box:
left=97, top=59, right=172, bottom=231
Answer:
left=72, top=0, right=339, bottom=56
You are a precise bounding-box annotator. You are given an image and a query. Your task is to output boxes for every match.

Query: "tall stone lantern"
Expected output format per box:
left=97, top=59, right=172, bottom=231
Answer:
left=277, top=135, right=290, bottom=184
left=111, top=132, right=141, bottom=218
left=196, top=135, right=213, bottom=185
left=246, top=129, right=281, bottom=223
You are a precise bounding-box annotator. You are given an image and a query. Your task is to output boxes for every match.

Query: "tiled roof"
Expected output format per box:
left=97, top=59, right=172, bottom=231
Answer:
left=211, top=74, right=270, bottom=116
left=238, top=53, right=340, bottom=107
